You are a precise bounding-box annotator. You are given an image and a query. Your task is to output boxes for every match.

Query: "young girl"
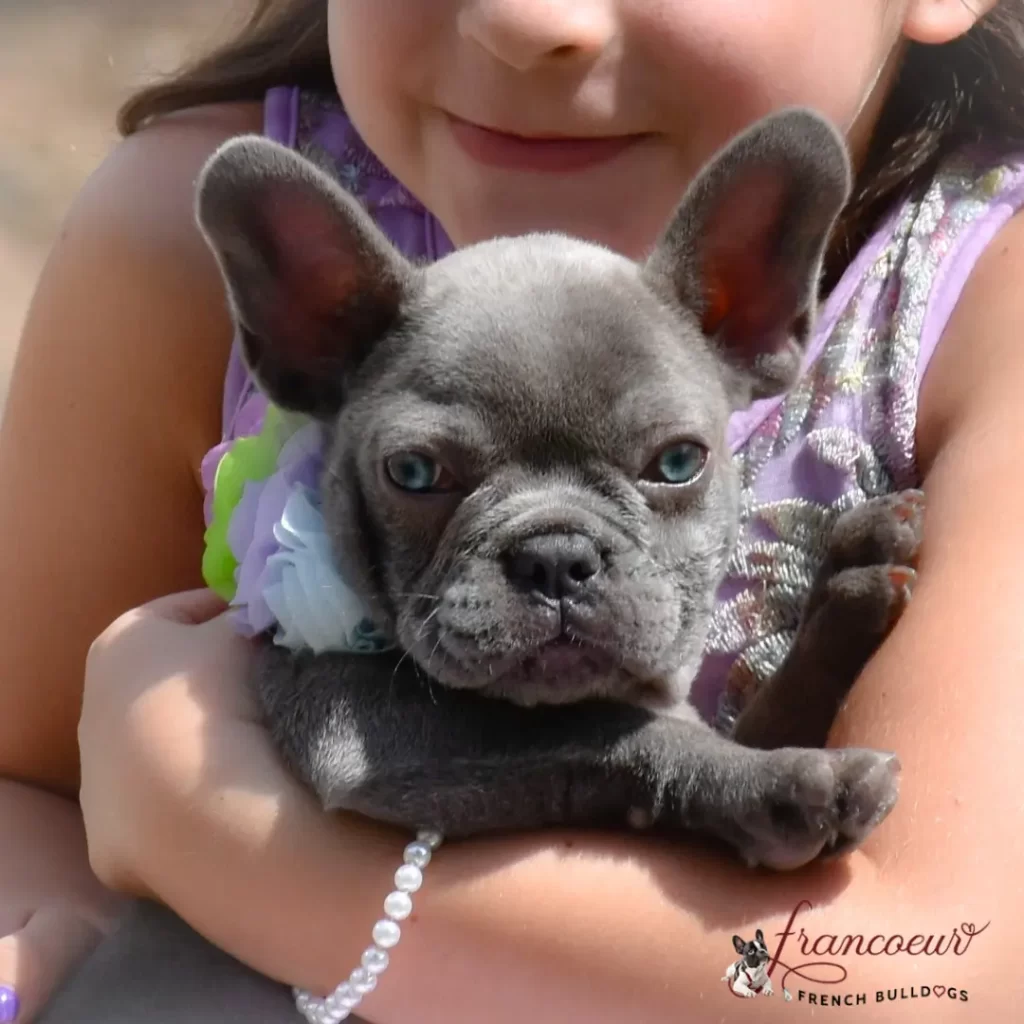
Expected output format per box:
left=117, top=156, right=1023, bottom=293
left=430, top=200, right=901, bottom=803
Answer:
left=3, top=0, right=1024, bottom=1020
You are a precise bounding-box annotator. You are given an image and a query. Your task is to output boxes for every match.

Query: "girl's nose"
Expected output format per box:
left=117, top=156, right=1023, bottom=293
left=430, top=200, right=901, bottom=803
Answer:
left=457, top=0, right=616, bottom=72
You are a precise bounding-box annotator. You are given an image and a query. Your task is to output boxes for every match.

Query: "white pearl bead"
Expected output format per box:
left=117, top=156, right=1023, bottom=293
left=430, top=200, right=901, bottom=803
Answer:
left=417, top=828, right=444, bottom=849
left=403, top=841, right=433, bottom=868
left=384, top=890, right=413, bottom=921
left=335, top=983, right=362, bottom=1009
left=296, top=993, right=311, bottom=1012
left=394, top=864, right=423, bottom=893
left=362, top=946, right=390, bottom=975
left=350, top=967, right=378, bottom=995
left=373, top=918, right=402, bottom=948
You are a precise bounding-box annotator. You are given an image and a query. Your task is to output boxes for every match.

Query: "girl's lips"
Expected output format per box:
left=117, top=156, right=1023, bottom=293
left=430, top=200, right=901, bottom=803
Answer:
left=447, top=114, right=647, bottom=173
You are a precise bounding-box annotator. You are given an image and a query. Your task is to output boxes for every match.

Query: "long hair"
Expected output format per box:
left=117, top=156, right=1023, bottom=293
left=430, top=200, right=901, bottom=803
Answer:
left=120, top=0, right=1024, bottom=261
left=117, top=1, right=332, bottom=134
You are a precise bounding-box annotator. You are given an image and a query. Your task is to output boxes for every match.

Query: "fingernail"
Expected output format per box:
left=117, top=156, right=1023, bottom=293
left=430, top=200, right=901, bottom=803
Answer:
left=0, top=986, right=18, bottom=1023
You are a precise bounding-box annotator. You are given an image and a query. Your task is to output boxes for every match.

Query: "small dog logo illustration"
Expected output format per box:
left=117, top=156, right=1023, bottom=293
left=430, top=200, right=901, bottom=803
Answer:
left=722, top=929, right=792, bottom=1000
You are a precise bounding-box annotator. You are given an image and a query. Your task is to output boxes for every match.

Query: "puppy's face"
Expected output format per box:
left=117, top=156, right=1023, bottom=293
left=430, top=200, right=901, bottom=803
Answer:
left=197, top=109, right=850, bottom=708
left=733, top=930, right=771, bottom=969
left=324, top=238, right=739, bottom=707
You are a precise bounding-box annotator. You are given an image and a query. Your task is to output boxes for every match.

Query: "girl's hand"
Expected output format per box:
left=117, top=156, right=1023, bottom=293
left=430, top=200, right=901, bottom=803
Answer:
left=0, top=904, right=109, bottom=1023
left=76, top=586, right=401, bottom=999
left=0, top=778, right=124, bottom=1024
left=78, top=588, right=263, bottom=899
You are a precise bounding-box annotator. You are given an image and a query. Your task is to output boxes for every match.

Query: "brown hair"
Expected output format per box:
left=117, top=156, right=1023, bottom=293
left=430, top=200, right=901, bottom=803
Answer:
left=119, top=0, right=1024, bottom=262
left=117, top=1, right=332, bottom=135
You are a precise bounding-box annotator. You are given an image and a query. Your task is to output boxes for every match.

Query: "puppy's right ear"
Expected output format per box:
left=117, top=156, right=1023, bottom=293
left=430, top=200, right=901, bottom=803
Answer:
left=733, top=935, right=747, bottom=955
left=196, top=136, right=417, bottom=419
left=643, top=108, right=850, bottom=405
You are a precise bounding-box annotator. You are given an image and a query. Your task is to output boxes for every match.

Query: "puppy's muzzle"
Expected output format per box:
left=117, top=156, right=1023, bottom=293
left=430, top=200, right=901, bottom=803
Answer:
left=504, top=532, right=602, bottom=602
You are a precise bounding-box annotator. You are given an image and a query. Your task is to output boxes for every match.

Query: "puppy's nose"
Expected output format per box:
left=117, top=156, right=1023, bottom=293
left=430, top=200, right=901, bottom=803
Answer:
left=506, top=533, right=602, bottom=601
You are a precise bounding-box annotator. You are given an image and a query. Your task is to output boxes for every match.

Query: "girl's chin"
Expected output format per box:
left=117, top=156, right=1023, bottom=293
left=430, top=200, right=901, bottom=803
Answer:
left=426, top=133, right=679, bottom=254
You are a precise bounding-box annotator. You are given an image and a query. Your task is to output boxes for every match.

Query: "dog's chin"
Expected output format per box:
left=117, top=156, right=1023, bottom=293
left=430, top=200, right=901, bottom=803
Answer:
left=425, top=638, right=669, bottom=708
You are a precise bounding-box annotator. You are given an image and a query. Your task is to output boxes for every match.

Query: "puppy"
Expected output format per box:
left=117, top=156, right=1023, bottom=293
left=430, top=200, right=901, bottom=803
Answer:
left=723, top=929, right=781, bottom=999
left=196, top=108, right=909, bottom=871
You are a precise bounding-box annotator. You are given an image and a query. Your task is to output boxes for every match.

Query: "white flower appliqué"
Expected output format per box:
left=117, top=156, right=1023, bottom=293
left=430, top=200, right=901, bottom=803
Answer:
left=262, top=485, right=395, bottom=655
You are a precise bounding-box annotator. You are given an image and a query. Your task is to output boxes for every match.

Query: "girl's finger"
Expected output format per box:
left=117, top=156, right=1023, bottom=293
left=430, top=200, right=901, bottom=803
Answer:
left=0, top=906, right=105, bottom=1022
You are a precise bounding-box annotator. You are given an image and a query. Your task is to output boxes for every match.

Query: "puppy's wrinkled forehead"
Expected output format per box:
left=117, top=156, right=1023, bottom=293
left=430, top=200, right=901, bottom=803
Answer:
left=385, top=236, right=729, bottom=454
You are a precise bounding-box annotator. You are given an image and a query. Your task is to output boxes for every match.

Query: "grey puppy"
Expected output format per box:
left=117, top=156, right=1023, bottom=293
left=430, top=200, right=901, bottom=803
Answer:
left=196, top=108, right=912, bottom=871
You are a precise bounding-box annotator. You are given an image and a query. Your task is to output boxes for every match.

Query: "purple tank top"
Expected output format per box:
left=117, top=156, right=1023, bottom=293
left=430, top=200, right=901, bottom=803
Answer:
left=202, top=86, right=1024, bottom=727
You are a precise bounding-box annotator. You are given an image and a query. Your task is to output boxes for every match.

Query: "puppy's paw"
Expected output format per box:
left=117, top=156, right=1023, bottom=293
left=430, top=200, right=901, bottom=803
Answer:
left=826, top=489, right=924, bottom=572
left=816, top=563, right=916, bottom=641
left=792, top=489, right=925, bottom=664
left=811, top=489, right=924, bottom=625
left=729, top=746, right=901, bottom=870
left=818, top=747, right=903, bottom=859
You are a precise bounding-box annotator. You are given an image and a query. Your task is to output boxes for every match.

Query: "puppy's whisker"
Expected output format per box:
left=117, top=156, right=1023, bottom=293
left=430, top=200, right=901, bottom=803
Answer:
left=390, top=641, right=419, bottom=695
left=422, top=645, right=444, bottom=706
left=426, top=635, right=445, bottom=680
left=414, top=606, right=441, bottom=641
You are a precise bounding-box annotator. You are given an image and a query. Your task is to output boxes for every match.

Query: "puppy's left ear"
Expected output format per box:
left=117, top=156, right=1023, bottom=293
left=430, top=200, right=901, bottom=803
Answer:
left=196, top=136, right=418, bottom=419
left=644, top=108, right=851, bottom=403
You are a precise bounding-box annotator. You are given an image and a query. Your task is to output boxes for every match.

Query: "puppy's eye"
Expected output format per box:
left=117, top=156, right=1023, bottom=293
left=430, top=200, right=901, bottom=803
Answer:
left=643, top=441, right=708, bottom=485
left=385, top=452, right=457, bottom=493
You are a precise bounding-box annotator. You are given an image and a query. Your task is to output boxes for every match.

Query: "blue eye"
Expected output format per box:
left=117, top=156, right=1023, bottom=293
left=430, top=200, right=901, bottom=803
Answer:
left=648, top=442, right=707, bottom=485
left=385, top=452, right=452, bottom=493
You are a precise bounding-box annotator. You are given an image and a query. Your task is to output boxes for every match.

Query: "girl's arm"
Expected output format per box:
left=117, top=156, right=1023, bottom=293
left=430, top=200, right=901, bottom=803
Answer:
left=0, top=103, right=262, bottom=1015
left=0, top=102, right=262, bottom=793
left=0, top=781, right=122, bottom=1019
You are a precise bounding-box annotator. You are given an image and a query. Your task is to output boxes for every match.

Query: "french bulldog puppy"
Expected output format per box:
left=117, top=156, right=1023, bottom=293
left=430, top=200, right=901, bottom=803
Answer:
left=723, top=929, right=775, bottom=998
left=196, top=108, right=915, bottom=871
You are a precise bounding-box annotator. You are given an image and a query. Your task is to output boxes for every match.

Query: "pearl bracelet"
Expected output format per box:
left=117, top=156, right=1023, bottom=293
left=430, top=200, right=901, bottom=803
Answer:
left=293, top=828, right=444, bottom=1023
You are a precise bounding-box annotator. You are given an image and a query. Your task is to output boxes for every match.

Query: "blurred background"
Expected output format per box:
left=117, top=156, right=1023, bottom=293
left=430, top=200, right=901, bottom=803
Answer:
left=0, top=0, right=244, bottom=410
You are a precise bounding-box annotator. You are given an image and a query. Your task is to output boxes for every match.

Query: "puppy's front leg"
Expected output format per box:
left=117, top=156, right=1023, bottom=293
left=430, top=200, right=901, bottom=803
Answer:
left=731, top=490, right=924, bottom=752
left=254, top=645, right=900, bottom=866
left=254, top=642, right=673, bottom=835
left=732, top=978, right=757, bottom=999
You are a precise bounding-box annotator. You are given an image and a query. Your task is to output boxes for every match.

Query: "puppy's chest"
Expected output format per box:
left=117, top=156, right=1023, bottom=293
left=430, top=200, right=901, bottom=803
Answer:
left=737, top=961, right=770, bottom=987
